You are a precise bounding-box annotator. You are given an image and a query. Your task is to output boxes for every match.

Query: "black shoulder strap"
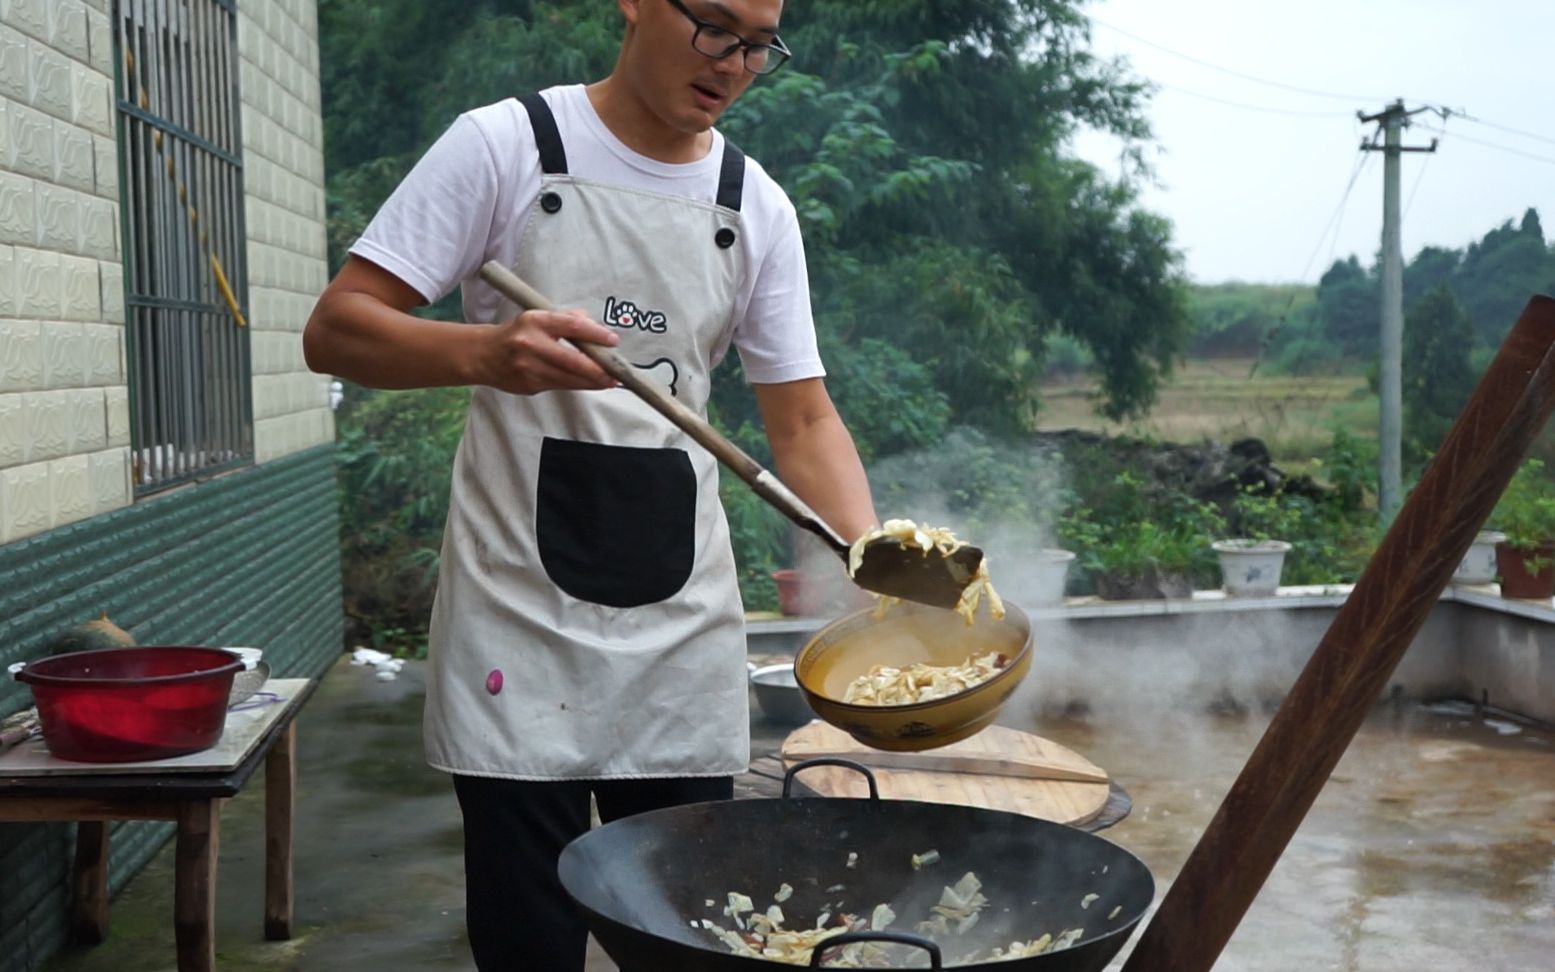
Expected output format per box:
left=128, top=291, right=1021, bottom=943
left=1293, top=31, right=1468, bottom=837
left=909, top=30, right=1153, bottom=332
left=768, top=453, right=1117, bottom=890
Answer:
left=519, top=92, right=568, bottom=175
left=716, top=137, right=745, bottom=212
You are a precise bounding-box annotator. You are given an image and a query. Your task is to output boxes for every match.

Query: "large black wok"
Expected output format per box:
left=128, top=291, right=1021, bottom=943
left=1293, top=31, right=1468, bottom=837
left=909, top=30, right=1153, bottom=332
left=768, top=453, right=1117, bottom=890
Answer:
left=559, top=761, right=1154, bottom=970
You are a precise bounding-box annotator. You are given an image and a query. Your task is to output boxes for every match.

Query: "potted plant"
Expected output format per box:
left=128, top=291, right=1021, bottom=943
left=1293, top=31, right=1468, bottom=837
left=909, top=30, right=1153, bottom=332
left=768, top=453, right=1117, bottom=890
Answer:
left=1490, top=459, right=1555, bottom=599
left=1452, top=530, right=1506, bottom=586
left=1212, top=485, right=1297, bottom=597
left=770, top=568, right=803, bottom=616
left=1030, top=548, right=1077, bottom=606
left=1060, top=474, right=1225, bottom=600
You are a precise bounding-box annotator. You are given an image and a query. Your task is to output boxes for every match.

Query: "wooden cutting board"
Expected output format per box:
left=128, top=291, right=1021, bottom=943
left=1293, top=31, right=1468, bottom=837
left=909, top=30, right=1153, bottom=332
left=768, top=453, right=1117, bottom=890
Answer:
left=780, top=722, right=1111, bottom=827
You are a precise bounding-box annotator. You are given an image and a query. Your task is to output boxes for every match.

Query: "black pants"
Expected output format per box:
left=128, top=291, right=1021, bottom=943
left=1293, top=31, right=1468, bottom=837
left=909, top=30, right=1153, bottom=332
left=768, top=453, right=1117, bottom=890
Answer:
left=452, top=773, right=733, bottom=971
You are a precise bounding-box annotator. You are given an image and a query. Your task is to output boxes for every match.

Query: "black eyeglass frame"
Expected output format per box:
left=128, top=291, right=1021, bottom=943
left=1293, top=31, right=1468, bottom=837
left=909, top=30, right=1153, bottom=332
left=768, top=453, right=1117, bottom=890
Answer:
left=661, top=0, right=792, bottom=76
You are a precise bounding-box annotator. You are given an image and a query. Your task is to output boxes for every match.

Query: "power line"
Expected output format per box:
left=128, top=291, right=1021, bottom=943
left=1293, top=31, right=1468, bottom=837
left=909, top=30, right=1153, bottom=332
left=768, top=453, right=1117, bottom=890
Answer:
left=1089, top=16, right=1392, bottom=103
left=1307, top=132, right=1380, bottom=283
left=1401, top=146, right=1433, bottom=222
left=1088, top=17, right=1555, bottom=154
left=1415, top=122, right=1555, bottom=167
left=1433, top=109, right=1555, bottom=149
left=1153, top=81, right=1350, bottom=119
left=1402, top=116, right=1441, bottom=221
left=1248, top=133, right=1379, bottom=378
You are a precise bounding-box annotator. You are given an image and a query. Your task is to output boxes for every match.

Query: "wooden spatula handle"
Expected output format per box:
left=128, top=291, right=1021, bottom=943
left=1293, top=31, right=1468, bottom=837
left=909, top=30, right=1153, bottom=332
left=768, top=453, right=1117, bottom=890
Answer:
left=478, top=261, right=850, bottom=553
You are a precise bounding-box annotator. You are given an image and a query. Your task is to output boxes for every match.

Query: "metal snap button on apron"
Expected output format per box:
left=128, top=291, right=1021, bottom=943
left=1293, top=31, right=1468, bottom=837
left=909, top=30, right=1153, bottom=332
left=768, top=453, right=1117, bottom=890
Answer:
left=540, top=191, right=563, bottom=213
left=714, top=226, right=736, bottom=249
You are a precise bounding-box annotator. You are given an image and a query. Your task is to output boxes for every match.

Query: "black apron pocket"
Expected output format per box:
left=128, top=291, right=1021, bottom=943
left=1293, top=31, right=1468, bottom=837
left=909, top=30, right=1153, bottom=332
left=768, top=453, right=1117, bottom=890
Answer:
left=536, top=437, right=697, bottom=608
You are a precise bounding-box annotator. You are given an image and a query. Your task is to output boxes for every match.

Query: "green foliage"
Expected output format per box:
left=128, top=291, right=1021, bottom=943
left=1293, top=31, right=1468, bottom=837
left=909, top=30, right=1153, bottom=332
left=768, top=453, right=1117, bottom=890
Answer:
left=322, top=2, right=1192, bottom=427
left=1312, top=425, right=1375, bottom=515
left=866, top=428, right=1067, bottom=537
left=1057, top=471, right=1224, bottom=584
left=1491, top=458, right=1555, bottom=550
left=1187, top=283, right=1317, bottom=358
left=1041, top=332, right=1093, bottom=378
left=1402, top=284, right=1477, bottom=465
left=1222, top=483, right=1373, bottom=585
left=334, top=385, right=470, bottom=655
left=820, top=337, right=952, bottom=465
left=1316, top=256, right=1379, bottom=356
left=320, top=0, right=621, bottom=270
left=1227, top=485, right=1303, bottom=542
left=1309, top=206, right=1555, bottom=362
left=718, top=468, right=788, bottom=613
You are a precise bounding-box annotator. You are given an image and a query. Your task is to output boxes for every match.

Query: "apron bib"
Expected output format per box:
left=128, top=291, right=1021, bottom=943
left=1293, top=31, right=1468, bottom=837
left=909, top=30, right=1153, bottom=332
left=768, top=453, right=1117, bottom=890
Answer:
left=424, top=94, right=752, bottom=780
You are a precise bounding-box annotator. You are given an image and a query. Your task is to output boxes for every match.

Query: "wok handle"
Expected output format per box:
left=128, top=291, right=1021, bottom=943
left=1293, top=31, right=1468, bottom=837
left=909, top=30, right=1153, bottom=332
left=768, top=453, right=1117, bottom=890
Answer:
left=809, top=930, right=942, bottom=969
left=477, top=261, right=851, bottom=553
left=782, top=758, right=879, bottom=801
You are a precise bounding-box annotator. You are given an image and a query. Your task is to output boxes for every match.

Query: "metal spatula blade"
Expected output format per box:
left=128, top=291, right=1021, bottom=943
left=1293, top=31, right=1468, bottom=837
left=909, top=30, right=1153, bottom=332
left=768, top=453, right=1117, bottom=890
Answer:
left=848, top=537, right=984, bottom=610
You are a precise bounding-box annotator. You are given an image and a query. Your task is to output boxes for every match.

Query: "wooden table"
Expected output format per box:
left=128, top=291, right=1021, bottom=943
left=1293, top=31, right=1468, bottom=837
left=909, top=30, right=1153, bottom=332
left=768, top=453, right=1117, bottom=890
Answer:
left=0, top=678, right=317, bottom=972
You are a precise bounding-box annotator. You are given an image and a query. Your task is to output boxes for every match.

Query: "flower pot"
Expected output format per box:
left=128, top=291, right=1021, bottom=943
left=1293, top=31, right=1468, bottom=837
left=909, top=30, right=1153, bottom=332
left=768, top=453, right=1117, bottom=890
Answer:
left=1030, top=548, right=1075, bottom=606
left=1212, top=539, right=1291, bottom=597
left=771, top=569, right=803, bottom=616
left=1095, top=568, right=1192, bottom=600
left=1453, top=530, right=1506, bottom=585
left=1495, top=541, right=1555, bottom=600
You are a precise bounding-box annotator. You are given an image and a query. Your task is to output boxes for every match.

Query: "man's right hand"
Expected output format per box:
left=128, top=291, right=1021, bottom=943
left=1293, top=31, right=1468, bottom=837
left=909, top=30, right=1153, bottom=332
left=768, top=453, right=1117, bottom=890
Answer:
left=304, top=255, right=621, bottom=394
left=474, top=309, right=620, bottom=395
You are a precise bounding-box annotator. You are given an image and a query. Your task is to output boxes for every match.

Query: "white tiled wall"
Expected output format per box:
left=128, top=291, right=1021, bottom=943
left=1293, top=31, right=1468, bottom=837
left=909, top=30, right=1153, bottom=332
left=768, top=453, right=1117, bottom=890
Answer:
left=237, top=0, right=333, bottom=463
left=0, top=0, right=330, bottom=544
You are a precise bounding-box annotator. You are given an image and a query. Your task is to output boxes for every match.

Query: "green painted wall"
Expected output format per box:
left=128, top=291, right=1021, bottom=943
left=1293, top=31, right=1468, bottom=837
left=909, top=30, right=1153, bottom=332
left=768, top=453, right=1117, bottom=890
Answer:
left=0, top=445, right=343, bottom=971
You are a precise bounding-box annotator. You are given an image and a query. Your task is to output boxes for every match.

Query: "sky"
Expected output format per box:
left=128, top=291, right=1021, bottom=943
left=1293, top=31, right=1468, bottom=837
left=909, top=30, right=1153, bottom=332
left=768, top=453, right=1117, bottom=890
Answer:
left=1068, top=0, right=1555, bottom=285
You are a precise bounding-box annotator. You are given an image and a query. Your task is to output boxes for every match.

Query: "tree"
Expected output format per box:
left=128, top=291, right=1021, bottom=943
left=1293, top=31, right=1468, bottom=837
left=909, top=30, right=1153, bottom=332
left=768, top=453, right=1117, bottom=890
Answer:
left=1402, top=284, right=1476, bottom=465
left=322, top=1, right=1191, bottom=432
left=711, top=5, right=1189, bottom=428
left=1315, top=255, right=1378, bottom=356
left=319, top=0, right=1197, bottom=613
left=1453, top=210, right=1552, bottom=346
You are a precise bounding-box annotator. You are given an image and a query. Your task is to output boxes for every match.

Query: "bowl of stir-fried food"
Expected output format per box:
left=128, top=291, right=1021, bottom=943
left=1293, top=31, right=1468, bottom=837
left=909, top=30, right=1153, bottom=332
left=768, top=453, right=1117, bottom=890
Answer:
left=794, top=598, right=1031, bottom=752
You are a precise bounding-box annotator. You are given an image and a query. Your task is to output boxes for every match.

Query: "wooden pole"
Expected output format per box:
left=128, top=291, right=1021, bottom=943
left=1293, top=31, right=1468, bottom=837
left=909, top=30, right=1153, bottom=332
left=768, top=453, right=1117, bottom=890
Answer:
left=264, top=722, right=297, bottom=940
left=1121, top=295, right=1555, bottom=972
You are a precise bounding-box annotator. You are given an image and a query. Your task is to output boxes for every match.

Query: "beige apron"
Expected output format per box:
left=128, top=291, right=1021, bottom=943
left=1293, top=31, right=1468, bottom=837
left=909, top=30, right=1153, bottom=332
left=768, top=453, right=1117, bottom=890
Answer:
left=424, top=94, right=751, bottom=780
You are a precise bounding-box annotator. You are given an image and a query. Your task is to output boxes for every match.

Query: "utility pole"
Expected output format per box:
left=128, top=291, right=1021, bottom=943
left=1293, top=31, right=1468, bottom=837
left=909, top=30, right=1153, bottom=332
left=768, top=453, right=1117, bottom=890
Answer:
left=1359, top=100, right=1437, bottom=522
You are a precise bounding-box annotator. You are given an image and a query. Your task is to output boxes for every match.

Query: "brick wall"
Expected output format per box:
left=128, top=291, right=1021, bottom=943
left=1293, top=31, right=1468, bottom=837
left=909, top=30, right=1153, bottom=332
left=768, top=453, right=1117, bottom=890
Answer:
left=0, top=0, right=130, bottom=544
left=237, top=0, right=334, bottom=462
left=0, top=0, right=334, bottom=544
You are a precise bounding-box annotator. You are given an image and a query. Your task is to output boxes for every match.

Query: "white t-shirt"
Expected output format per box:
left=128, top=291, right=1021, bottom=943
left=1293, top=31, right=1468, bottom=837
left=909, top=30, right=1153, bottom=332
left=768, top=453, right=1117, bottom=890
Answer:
left=350, top=84, right=824, bottom=384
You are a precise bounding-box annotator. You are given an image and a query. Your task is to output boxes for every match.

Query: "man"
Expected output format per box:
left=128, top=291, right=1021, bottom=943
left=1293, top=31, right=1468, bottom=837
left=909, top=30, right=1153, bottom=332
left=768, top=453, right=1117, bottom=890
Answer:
left=303, top=0, right=877, bottom=967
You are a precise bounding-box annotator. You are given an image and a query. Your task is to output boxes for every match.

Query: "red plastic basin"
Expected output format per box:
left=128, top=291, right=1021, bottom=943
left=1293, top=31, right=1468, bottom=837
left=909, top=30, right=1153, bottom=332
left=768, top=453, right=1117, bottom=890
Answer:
left=14, top=647, right=243, bottom=763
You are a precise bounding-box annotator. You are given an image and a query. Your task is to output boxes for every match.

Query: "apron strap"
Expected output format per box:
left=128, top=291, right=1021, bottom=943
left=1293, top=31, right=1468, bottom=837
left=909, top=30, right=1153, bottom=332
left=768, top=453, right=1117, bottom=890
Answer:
left=716, top=138, right=745, bottom=212
left=519, top=92, right=569, bottom=175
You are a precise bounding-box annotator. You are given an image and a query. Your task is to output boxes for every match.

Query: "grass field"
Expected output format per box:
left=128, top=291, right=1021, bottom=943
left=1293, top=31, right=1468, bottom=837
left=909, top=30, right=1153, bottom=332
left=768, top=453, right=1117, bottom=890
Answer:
left=1036, top=357, right=1378, bottom=463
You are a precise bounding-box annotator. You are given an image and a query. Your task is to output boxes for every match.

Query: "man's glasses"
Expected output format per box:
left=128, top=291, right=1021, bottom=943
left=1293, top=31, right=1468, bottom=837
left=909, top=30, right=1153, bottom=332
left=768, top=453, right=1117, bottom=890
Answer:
left=663, top=0, right=791, bottom=76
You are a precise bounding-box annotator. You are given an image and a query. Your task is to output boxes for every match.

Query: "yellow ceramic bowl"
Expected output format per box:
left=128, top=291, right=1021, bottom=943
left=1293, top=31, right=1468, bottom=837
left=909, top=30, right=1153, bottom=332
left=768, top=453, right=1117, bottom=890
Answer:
left=794, top=601, right=1032, bottom=752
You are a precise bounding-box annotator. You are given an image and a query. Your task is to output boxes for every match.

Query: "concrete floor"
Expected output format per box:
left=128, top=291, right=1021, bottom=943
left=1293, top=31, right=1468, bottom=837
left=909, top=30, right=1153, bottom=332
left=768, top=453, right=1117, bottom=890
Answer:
left=39, top=654, right=1555, bottom=972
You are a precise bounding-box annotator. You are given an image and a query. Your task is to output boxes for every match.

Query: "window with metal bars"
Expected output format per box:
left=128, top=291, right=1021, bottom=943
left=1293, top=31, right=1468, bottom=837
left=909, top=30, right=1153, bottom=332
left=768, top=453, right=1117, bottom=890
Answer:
left=114, top=0, right=252, bottom=494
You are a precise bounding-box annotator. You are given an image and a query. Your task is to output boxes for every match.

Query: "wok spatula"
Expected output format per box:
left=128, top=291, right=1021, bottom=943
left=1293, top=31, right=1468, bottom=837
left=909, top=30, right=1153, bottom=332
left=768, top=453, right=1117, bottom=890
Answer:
left=478, top=261, right=984, bottom=610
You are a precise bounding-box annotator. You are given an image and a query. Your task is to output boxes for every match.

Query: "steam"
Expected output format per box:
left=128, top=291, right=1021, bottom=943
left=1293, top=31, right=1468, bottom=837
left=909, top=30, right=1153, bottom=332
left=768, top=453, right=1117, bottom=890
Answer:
left=818, top=432, right=1331, bottom=728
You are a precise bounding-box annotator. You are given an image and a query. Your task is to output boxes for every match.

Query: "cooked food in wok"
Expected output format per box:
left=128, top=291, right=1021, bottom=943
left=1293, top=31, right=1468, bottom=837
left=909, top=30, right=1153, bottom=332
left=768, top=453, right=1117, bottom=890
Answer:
left=840, top=651, right=1010, bottom=706
left=694, top=869, right=1085, bottom=966
left=557, top=776, right=1155, bottom=972
left=849, top=520, right=1003, bottom=625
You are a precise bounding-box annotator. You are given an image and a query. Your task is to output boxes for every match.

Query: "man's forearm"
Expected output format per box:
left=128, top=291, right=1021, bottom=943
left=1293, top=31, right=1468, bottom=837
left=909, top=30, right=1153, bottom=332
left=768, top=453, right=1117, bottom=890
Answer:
left=304, top=289, right=485, bottom=390
left=767, top=413, right=878, bottom=544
